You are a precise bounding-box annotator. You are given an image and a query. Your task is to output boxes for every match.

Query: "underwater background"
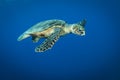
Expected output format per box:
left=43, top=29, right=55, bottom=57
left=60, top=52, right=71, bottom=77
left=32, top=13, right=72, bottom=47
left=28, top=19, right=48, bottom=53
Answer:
left=0, top=0, right=120, bottom=80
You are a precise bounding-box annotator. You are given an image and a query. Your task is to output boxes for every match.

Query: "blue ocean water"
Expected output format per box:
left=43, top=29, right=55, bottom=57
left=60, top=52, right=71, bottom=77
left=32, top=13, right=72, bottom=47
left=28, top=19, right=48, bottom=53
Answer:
left=0, top=0, right=120, bottom=80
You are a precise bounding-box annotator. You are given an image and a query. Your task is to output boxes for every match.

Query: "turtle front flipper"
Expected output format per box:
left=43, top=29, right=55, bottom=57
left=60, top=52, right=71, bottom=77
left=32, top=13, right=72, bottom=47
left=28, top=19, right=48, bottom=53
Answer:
left=35, top=28, right=62, bottom=52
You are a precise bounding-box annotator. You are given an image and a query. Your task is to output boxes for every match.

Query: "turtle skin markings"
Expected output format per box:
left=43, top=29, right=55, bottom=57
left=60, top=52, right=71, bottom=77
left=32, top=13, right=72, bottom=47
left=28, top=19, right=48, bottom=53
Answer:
left=35, top=28, right=61, bottom=52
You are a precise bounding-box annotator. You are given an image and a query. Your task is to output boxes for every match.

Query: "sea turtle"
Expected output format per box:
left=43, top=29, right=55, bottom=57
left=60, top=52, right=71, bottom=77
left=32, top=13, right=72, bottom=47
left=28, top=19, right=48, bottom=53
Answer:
left=17, top=19, right=86, bottom=52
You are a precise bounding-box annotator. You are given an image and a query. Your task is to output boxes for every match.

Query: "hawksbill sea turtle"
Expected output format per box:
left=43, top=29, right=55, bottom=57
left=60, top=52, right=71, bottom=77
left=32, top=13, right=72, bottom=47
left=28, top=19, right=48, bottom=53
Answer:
left=17, top=19, right=86, bottom=52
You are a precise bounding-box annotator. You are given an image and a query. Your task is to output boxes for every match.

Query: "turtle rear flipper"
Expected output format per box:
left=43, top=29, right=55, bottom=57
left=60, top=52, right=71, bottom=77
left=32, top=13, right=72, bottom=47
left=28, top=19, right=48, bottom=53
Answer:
left=35, top=28, right=61, bottom=52
left=32, top=36, right=40, bottom=43
left=17, top=33, right=30, bottom=41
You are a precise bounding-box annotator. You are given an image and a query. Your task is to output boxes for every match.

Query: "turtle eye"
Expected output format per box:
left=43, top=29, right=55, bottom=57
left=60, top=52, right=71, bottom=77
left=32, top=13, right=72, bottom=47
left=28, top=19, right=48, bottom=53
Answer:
left=80, top=31, right=83, bottom=34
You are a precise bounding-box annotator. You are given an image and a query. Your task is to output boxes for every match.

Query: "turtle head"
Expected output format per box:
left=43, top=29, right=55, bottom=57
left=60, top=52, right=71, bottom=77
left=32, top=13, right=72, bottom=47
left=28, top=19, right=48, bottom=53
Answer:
left=71, top=19, right=86, bottom=36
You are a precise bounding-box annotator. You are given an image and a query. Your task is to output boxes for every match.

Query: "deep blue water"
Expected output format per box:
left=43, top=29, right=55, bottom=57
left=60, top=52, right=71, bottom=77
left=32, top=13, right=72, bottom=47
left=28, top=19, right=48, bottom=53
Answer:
left=0, top=0, right=120, bottom=80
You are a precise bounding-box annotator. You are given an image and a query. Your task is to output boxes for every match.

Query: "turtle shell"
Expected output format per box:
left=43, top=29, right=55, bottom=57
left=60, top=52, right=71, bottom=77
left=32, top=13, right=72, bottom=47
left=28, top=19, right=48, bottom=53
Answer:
left=17, top=19, right=66, bottom=41
left=25, top=19, right=65, bottom=34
